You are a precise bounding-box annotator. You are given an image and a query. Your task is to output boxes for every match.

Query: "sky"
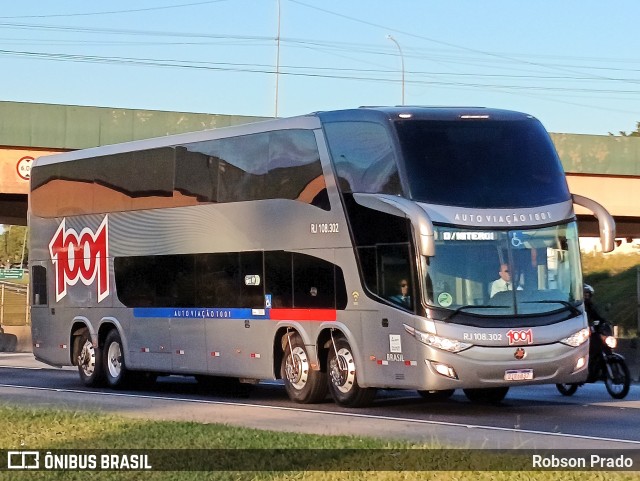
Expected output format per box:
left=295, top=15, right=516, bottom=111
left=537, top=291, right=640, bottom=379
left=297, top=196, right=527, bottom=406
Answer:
left=0, top=1, right=639, bottom=136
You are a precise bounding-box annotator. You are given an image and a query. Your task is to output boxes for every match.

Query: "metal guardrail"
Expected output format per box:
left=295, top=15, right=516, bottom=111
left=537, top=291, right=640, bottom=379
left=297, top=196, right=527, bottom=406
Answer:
left=0, top=281, right=29, bottom=327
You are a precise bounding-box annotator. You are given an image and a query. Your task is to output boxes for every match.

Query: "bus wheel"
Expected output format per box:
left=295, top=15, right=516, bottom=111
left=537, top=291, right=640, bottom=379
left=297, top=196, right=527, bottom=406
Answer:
left=327, top=337, right=376, bottom=407
left=282, top=334, right=328, bottom=403
left=77, top=332, right=104, bottom=387
left=463, top=387, right=509, bottom=404
left=103, top=330, right=129, bottom=388
left=555, top=383, right=578, bottom=396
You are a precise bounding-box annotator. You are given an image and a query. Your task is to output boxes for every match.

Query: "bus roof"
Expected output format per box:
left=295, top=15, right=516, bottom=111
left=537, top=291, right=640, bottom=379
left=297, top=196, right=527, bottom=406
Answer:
left=33, top=106, right=538, bottom=168
left=317, top=106, right=537, bottom=123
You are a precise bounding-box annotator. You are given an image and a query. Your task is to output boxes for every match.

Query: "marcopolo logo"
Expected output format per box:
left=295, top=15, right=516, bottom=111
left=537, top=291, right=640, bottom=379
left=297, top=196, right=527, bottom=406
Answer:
left=49, top=216, right=110, bottom=303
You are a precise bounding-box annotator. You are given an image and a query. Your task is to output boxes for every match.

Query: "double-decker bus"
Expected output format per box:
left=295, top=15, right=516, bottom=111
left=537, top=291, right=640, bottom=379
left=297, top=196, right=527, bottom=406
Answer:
left=29, top=107, right=615, bottom=407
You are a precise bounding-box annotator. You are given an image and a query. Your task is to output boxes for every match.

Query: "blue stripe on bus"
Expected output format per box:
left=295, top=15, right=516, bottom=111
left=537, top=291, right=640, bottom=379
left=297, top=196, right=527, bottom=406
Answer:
left=133, top=308, right=269, bottom=319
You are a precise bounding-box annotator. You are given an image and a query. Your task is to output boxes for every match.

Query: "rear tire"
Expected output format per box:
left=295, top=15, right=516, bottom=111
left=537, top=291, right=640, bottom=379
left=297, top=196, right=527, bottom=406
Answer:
left=463, top=387, right=509, bottom=404
left=77, top=331, right=104, bottom=387
left=604, top=356, right=630, bottom=399
left=555, top=383, right=578, bottom=396
left=281, top=334, right=328, bottom=404
left=103, top=330, right=130, bottom=388
left=327, top=337, right=376, bottom=407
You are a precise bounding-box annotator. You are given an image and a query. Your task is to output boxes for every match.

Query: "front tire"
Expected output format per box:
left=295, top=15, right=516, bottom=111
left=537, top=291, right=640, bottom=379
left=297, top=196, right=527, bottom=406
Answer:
left=327, top=337, right=376, bottom=407
left=103, top=330, right=130, bottom=388
left=77, top=331, right=104, bottom=387
left=463, top=387, right=509, bottom=404
left=556, top=383, right=578, bottom=396
left=281, top=334, right=328, bottom=404
left=604, top=356, right=630, bottom=399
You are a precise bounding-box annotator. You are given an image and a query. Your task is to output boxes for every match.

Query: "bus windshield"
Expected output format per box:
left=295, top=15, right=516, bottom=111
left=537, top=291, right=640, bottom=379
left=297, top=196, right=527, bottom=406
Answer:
left=422, top=222, right=582, bottom=318
left=395, top=119, right=570, bottom=208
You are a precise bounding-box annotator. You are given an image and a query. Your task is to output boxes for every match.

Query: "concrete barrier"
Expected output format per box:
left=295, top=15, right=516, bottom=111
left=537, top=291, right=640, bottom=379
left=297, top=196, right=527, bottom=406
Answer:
left=0, top=325, right=31, bottom=353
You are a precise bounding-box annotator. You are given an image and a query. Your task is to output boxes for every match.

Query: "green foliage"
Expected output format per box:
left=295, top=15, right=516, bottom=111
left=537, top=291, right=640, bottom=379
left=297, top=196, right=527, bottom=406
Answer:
left=581, top=251, right=640, bottom=335
left=0, top=225, right=29, bottom=267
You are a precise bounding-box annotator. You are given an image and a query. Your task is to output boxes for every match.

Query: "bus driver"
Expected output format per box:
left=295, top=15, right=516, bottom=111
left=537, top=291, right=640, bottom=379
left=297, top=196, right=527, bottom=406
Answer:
left=490, top=263, right=512, bottom=297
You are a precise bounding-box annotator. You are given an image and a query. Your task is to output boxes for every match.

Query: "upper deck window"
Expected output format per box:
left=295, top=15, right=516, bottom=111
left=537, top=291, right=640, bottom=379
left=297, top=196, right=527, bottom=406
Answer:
left=30, top=129, right=329, bottom=217
left=324, top=121, right=402, bottom=195
left=395, top=119, right=570, bottom=208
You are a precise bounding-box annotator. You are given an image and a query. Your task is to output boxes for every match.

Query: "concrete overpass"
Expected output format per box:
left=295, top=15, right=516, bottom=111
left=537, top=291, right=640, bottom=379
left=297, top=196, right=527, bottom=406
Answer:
left=1, top=101, right=639, bottom=239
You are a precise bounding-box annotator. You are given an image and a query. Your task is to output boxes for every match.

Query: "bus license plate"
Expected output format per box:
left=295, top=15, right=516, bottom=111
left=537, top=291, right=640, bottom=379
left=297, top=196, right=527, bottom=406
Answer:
left=504, top=369, right=533, bottom=381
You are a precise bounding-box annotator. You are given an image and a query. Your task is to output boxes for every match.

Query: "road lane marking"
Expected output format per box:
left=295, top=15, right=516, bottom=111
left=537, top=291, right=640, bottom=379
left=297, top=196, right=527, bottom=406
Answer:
left=1, top=383, right=639, bottom=446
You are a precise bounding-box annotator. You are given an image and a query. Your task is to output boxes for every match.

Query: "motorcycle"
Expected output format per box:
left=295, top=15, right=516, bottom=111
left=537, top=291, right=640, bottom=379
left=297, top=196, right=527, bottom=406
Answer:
left=556, top=319, right=631, bottom=399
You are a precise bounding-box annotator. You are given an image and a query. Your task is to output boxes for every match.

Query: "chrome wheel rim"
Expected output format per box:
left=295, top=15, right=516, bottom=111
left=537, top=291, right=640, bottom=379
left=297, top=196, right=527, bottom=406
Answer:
left=285, top=346, right=309, bottom=390
left=106, top=341, right=122, bottom=379
left=330, top=347, right=355, bottom=394
left=78, top=339, right=96, bottom=377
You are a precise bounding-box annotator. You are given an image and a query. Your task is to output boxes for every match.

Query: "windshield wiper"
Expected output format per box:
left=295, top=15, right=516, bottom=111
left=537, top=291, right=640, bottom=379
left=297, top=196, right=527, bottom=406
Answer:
left=443, top=304, right=509, bottom=321
left=522, top=300, right=581, bottom=316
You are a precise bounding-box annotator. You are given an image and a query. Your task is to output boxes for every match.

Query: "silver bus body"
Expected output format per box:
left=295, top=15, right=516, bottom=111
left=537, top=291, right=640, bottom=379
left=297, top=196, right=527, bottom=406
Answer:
left=29, top=107, right=614, bottom=406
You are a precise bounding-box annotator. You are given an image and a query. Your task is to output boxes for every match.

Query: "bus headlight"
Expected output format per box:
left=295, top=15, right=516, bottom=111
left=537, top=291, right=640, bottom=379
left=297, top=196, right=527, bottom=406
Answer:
left=404, top=324, right=472, bottom=353
left=560, top=328, right=590, bottom=347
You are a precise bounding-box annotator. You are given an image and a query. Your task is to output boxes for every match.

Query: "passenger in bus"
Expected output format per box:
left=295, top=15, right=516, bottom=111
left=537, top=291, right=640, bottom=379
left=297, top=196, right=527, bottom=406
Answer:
left=490, top=264, right=513, bottom=297
left=390, top=279, right=411, bottom=307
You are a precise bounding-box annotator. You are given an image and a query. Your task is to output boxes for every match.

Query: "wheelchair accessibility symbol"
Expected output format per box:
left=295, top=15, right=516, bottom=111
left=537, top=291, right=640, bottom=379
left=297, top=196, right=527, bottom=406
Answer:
left=511, top=233, right=523, bottom=248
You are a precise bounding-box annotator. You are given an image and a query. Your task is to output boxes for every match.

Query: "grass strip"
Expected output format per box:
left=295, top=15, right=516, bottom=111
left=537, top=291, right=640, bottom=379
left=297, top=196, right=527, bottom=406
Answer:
left=1, top=404, right=637, bottom=481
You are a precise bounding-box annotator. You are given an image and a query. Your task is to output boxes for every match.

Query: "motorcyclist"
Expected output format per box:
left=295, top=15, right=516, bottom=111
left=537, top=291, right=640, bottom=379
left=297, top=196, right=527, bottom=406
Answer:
left=583, top=284, right=605, bottom=324
left=583, top=284, right=606, bottom=377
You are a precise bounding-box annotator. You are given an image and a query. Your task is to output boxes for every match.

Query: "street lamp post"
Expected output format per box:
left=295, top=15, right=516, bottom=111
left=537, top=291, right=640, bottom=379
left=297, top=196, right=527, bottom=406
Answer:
left=275, top=0, right=281, bottom=117
left=386, top=35, right=405, bottom=105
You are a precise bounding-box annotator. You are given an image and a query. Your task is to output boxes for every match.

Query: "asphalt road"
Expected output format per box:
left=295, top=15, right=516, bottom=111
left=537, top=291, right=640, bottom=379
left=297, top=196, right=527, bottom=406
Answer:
left=1, top=353, right=639, bottom=450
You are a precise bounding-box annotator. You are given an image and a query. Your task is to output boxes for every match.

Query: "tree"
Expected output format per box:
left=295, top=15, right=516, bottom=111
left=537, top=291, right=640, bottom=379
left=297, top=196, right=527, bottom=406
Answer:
left=1, top=225, right=29, bottom=267
left=609, top=121, right=640, bottom=137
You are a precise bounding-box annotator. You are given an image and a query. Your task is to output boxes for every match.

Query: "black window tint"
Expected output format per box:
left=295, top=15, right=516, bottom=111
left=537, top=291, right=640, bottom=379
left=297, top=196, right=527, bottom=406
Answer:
left=265, top=251, right=293, bottom=308
left=114, top=256, right=156, bottom=307
left=267, top=130, right=329, bottom=209
left=293, top=253, right=336, bottom=309
left=195, top=251, right=263, bottom=308
left=30, top=163, right=59, bottom=191
left=240, top=252, right=265, bottom=308
left=156, top=255, right=196, bottom=307
left=334, top=267, right=348, bottom=310
left=342, top=195, right=414, bottom=310
left=185, top=130, right=328, bottom=209
left=33, top=130, right=328, bottom=218
left=396, top=119, right=570, bottom=208
left=356, top=246, right=378, bottom=294
left=174, top=146, right=218, bottom=202
left=115, top=251, right=345, bottom=309
left=356, top=244, right=414, bottom=311
left=31, top=266, right=48, bottom=306
left=324, top=121, right=401, bottom=195
left=115, top=255, right=195, bottom=307
left=93, top=148, right=175, bottom=199
left=218, top=134, right=269, bottom=202
left=196, top=253, right=241, bottom=307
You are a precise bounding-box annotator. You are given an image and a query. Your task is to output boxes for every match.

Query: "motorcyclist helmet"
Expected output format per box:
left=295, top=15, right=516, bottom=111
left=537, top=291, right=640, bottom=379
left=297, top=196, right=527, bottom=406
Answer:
left=583, top=284, right=594, bottom=300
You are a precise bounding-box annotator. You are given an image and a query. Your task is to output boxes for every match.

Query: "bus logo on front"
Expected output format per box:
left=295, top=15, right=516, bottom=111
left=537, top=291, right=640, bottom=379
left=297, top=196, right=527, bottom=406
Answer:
left=49, top=216, right=110, bottom=303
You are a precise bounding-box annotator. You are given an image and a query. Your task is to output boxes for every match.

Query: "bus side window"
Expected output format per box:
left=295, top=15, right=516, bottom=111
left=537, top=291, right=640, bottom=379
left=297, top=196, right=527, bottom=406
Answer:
left=31, top=266, right=48, bottom=306
left=265, top=251, right=293, bottom=308
left=324, top=121, right=401, bottom=196
left=293, top=253, right=336, bottom=309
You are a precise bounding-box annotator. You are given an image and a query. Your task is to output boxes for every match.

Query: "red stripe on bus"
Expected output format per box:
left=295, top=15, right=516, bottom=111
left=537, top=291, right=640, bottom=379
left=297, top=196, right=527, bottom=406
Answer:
left=269, top=308, right=336, bottom=321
